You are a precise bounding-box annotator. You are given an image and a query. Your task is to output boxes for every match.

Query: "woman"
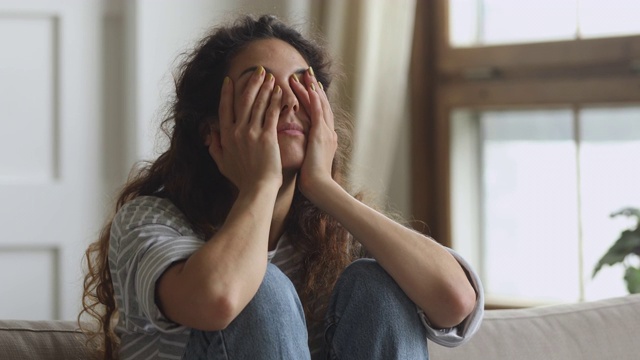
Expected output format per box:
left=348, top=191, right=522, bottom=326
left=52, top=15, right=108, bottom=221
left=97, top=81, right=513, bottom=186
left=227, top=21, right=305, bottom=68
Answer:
left=81, top=14, right=483, bottom=360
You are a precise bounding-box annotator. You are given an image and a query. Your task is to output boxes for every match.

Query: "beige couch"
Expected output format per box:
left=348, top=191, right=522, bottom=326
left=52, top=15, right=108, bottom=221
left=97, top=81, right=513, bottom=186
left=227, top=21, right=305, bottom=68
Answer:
left=431, top=294, right=640, bottom=360
left=1, top=294, right=639, bottom=359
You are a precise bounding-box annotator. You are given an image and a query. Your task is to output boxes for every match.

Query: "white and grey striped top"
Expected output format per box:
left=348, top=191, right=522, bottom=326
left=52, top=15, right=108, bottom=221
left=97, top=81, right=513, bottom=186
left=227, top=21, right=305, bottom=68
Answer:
left=109, top=196, right=484, bottom=360
left=110, top=196, right=199, bottom=359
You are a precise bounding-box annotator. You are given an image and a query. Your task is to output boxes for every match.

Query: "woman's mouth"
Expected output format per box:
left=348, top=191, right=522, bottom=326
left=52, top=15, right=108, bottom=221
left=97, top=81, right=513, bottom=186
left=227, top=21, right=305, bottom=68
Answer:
left=277, top=122, right=305, bottom=136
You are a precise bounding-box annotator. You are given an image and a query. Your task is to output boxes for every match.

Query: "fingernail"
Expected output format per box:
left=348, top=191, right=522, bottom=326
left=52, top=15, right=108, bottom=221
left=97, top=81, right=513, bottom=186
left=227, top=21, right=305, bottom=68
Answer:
left=318, top=82, right=324, bottom=90
left=310, top=83, right=316, bottom=91
left=267, top=73, right=274, bottom=82
left=255, top=65, right=265, bottom=76
left=308, top=67, right=315, bottom=77
left=274, top=85, right=281, bottom=94
left=223, top=76, right=230, bottom=86
left=291, top=73, right=299, bottom=82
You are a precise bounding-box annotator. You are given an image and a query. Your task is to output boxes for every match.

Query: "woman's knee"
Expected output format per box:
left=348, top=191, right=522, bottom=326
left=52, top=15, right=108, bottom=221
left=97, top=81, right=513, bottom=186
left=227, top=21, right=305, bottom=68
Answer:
left=238, top=263, right=305, bottom=327
left=185, top=265, right=309, bottom=359
left=329, top=258, right=414, bottom=318
left=324, top=259, right=429, bottom=359
left=337, top=258, right=398, bottom=293
left=253, top=263, right=300, bottom=308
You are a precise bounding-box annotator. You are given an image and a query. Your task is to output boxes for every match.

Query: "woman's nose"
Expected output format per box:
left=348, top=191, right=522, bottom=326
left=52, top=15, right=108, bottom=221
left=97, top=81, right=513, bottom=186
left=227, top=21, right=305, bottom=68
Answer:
left=276, top=79, right=299, bottom=113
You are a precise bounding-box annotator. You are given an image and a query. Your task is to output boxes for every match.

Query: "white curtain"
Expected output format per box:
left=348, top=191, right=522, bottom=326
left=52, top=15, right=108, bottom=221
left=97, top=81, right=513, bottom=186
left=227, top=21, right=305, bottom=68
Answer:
left=313, top=0, right=417, bottom=214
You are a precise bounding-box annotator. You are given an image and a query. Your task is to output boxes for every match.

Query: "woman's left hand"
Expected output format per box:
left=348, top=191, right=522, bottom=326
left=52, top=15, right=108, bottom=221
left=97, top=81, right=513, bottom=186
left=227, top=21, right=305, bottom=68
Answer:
left=289, top=67, right=338, bottom=202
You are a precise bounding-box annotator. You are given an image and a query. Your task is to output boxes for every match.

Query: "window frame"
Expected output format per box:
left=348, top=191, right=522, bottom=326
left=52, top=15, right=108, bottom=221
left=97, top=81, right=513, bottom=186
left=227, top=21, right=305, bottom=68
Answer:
left=410, top=0, right=640, bottom=305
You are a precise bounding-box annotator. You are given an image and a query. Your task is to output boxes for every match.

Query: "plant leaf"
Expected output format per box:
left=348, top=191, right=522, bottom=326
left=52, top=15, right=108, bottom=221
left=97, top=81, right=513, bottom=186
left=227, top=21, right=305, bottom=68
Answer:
left=624, top=267, right=640, bottom=294
left=593, top=229, right=640, bottom=277
left=610, top=207, right=640, bottom=221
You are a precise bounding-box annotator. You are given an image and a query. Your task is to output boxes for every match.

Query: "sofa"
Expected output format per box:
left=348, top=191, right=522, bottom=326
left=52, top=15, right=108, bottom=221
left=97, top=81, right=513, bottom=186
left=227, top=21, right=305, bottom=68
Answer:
left=1, top=294, right=639, bottom=359
left=430, top=293, right=640, bottom=360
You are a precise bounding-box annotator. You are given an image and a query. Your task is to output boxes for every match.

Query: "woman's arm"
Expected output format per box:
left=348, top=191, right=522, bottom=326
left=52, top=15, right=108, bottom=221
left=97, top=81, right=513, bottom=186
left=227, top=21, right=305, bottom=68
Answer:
left=157, top=69, right=283, bottom=331
left=292, top=69, right=477, bottom=329
left=306, top=181, right=476, bottom=329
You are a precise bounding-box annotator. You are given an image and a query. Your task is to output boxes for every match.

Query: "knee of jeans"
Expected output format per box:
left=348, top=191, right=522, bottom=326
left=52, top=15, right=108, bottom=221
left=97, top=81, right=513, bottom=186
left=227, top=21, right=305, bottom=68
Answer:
left=335, top=259, right=404, bottom=301
left=342, top=258, right=392, bottom=285
left=263, top=263, right=295, bottom=289
left=242, top=263, right=306, bottom=331
left=254, top=263, right=300, bottom=306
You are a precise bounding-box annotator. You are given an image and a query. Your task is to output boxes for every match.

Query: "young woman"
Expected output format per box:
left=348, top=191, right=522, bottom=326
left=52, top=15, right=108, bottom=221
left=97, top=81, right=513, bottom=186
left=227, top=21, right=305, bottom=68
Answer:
left=81, top=14, right=483, bottom=360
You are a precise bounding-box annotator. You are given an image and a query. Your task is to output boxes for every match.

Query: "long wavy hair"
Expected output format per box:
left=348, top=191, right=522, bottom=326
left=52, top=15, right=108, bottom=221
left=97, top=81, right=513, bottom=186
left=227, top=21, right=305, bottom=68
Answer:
left=79, top=14, right=364, bottom=359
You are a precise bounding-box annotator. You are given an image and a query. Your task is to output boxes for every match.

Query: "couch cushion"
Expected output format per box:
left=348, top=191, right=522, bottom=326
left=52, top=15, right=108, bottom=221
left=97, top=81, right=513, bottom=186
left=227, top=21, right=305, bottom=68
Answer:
left=0, top=320, right=92, bottom=360
left=429, top=294, right=640, bottom=360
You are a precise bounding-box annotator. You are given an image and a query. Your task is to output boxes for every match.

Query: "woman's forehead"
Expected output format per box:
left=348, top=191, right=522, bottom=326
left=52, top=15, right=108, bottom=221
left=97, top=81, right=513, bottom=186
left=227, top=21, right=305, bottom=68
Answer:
left=228, top=38, right=308, bottom=76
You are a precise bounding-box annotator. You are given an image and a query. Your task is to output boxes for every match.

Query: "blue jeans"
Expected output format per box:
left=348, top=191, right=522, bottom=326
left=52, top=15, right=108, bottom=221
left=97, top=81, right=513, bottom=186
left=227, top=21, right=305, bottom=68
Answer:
left=182, top=259, right=429, bottom=360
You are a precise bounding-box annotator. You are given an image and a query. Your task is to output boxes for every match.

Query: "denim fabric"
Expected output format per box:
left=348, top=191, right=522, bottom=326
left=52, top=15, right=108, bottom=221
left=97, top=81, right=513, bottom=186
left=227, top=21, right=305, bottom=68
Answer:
left=324, top=259, right=429, bottom=360
left=182, top=263, right=311, bottom=359
left=182, top=259, right=429, bottom=359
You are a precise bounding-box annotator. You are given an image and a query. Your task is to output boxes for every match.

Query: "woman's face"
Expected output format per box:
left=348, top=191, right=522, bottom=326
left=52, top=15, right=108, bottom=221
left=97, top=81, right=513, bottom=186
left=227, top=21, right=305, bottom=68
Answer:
left=226, top=38, right=311, bottom=173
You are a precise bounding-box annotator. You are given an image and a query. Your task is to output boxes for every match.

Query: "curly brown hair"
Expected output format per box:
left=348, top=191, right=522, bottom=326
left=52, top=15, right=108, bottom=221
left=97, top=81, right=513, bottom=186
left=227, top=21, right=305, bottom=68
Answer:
left=79, top=14, right=364, bottom=359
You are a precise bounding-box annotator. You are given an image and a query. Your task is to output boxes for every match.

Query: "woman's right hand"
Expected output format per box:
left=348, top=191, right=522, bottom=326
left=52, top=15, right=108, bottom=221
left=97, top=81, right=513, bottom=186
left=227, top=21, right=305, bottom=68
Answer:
left=207, top=66, right=284, bottom=193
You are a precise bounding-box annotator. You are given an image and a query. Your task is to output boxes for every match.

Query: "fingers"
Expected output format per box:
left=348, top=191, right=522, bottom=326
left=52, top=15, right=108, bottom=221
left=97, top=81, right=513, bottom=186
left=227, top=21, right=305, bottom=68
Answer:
left=236, top=66, right=267, bottom=124
left=315, top=79, right=334, bottom=131
left=212, top=69, right=283, bottom=189
left=293, top=67, right=334, bottom=131
left=289, top=72, right=310, bottom=110
left=220, top=66, right=277, bottom=132
left=249, top=73, right=276, bottom=129
left=264, top=85, right=283, bottom=131
left=218, top=77, right=234, bottom=131
left=306, top=73, right=324, bottom=129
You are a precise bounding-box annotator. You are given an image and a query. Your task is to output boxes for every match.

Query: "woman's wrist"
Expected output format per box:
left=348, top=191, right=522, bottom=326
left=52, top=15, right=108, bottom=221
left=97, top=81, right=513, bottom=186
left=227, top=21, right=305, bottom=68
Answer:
left=300, top=177, right=345, bottom=210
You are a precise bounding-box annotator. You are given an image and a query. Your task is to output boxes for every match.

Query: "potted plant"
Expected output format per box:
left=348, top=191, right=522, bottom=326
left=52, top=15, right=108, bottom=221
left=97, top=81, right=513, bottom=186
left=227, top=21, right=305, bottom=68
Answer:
left=593, top=207, right=640, bottom=294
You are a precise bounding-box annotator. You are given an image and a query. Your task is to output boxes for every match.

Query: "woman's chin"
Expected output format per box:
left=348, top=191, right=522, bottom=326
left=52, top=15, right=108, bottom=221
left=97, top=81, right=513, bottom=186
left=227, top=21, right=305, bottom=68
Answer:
left=280, top=158, right=303, bottom=174
left=278, top=143, right=305, bottom=173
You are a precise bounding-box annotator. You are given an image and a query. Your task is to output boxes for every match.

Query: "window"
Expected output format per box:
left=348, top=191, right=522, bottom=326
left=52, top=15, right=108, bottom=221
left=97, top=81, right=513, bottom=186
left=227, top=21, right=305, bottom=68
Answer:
left=411, top=0, right=640, bottom=306
left=452, top=107, right=640, bottom=304
left=449, top=0, right=640, bottom=47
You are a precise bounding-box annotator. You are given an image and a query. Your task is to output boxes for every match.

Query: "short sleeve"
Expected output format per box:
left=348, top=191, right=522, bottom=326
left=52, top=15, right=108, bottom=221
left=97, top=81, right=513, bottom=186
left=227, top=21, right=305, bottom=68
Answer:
left=418, top=248, right=484, bottom=347
left=110, top=197, right=204, bottom=334
left=133, top=226, right=203, bottom=332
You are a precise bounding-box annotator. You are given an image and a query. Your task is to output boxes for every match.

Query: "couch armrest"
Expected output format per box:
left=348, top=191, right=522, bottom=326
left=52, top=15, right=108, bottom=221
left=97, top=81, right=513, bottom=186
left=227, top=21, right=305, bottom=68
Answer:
left=0, top=320, right=93, bottom=360
left=429, top=294, right=640, bottom=360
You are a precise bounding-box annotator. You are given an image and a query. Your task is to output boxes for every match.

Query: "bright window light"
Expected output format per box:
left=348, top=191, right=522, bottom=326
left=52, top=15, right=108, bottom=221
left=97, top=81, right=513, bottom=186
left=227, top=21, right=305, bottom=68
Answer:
left=449, top=0, right=640, bottom=47
left=451, top=106, right=640, bottom=302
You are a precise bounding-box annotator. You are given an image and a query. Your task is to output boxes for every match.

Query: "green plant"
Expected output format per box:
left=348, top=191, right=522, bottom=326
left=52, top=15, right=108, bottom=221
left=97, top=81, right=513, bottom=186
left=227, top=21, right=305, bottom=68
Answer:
left=593, top=207, right=640, bottom=294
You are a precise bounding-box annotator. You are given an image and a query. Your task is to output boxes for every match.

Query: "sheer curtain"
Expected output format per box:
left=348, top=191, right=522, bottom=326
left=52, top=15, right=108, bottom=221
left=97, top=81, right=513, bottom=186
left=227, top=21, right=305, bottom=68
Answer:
left=312, top=0, right=417, bottom=213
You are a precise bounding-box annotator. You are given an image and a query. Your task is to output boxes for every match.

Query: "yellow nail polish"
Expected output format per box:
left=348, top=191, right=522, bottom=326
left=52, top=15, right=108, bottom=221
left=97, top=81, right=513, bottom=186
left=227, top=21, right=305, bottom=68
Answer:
left=223, top=76, right=230, bottom=86
left=318, top=82, right=324, bottom=90
left=267, top=73, right=274, bottom=82
left=255, top=65, right=265, bottom=76
left=310, top=83, right=316, bottom=91
left=274, top=85, right=281, bottom=94
left=308, top=67, right=315, bottom=77
left=291, top=73, right=299, bottom=82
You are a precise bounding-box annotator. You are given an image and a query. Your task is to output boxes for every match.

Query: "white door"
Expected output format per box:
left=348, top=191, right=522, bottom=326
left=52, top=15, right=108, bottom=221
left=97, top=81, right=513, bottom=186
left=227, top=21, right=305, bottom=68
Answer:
left=0, top=0, right=124, bottom=320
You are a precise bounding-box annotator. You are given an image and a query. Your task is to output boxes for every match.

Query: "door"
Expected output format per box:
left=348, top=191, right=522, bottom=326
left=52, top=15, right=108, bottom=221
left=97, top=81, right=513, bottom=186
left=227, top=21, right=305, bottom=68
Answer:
left=0, top=0, right=123, bottom=320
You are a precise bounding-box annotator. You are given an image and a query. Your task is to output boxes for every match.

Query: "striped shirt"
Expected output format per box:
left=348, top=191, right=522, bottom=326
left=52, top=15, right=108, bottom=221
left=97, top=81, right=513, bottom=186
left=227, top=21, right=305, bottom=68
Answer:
left=110, top=196, right=199, bottom=359
left=109, top=196, right=483, bottom=359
